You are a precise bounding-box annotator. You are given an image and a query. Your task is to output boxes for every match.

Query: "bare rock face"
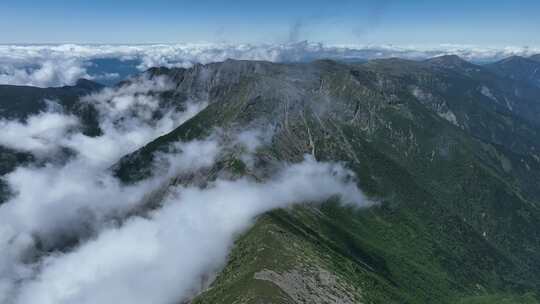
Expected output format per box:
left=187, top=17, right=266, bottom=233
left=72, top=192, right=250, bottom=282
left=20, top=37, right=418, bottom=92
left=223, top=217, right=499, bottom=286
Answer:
left=254, top=268, right=360, bottom=304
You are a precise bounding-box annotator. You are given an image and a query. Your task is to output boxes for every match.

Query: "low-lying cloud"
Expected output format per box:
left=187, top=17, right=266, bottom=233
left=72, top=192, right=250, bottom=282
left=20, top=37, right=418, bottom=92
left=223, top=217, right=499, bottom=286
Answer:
left=0, top=74, right=208, bottom=237
left=0, top=72, right=370, bottom=303
left=0, top=112, right=79, bottom=154
left=0, top=74, right=212, bottom=302
left=1, top=43, right=538, bottom=87
left=0, top=58, right=91, bottom=88
left=12, top=155, right=367, bottom=304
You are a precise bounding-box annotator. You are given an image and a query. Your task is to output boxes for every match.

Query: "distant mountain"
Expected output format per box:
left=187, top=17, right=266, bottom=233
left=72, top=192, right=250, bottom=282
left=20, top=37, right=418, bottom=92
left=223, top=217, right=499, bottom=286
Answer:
left=0, top=78, right=103, bottom=120
left=530, top=54, right=540, bottom=62
left=486, top=55, right=540, bottom=88
left=425, top=54, right=480, bottom=71
left=418, top=55, right=540, bottom=127
left=2, top=56, right=540, bottom=303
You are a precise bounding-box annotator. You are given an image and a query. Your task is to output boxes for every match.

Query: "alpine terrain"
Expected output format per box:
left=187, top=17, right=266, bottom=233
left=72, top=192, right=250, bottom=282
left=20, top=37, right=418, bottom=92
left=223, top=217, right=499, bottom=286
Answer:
left=1, top=54, right=540, bottom=304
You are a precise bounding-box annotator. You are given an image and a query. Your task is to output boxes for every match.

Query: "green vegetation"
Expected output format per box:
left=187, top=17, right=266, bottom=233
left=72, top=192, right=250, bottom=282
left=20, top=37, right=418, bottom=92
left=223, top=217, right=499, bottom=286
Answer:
left=3, top=57, right=540, bottom=303
left=111, top=58, right=540, bottom=303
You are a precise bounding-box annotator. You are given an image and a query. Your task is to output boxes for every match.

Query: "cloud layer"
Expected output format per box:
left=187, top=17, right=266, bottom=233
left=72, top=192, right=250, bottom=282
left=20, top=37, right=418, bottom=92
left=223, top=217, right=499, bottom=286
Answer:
left=0, top=112, right=79, bottom=153
left=0, top=72, right=369, bottom=303
left=0, top=74, right=211, bottom=302
left=12, top=155, right=366, bottom=304
left=1, top=42, right=538, bottom=87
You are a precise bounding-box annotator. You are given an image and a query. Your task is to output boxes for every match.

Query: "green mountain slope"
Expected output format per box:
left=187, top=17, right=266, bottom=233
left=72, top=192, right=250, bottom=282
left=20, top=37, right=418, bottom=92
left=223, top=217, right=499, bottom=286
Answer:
left=0, top=79, right=103, bottom=119
left=486, top=56, right=540, bottom=88
left=110, top=59, right=540, bottom=303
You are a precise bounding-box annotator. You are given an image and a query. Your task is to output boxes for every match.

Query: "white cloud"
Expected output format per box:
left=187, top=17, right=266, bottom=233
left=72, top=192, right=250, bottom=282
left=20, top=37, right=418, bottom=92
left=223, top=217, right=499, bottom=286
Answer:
left=0, top=112, right=79, bottom=154
left=0, top=74, right=213, bottom=303
left=0, top=74, right=208, bottom=237
left=0, top=54, right=370, bottom=304
left=12, top=155, right=368, bottom=304
left=1, top=43, right=538, bottom=87
left=233, top=127, right=275, bottom=167
left=0, top=136, right=221, bottom=304
left=0, top=75, right=207, bottom=165
left=0, top=117, right=368, bottom=304
left=0, top=58, right=90, bottom=88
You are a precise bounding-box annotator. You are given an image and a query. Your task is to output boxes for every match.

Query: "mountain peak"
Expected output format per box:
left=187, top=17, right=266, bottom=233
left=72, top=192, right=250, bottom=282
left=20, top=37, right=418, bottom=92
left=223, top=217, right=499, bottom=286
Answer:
left=496, top=55, right=532, bottom=65
left=425, top=54, right=475, bottom=70
left=529, top=54, right=540, bottom=62
left=73, top=78, right=104, bottom=91
left=486, top=55, right=540, bottom=87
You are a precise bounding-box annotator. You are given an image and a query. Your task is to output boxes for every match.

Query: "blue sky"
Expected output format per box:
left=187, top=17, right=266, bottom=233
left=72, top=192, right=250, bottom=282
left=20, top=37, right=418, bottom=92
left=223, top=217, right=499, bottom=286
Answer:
left=1, top=0, right=539, bottom=46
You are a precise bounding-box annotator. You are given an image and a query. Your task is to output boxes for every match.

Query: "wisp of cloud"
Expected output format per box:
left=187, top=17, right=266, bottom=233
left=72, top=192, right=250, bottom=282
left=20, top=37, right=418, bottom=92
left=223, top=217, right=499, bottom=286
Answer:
left=11, top=155, right=367, bottom=304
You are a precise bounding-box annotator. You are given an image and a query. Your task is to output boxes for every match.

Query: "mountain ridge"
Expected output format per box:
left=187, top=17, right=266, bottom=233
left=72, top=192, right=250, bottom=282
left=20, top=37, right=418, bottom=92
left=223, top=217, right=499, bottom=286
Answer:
left=1, top=56, right=540, bottom=303
left=106, top=58, right=540, bottom=303
left=486, top=55, right=540, bottom=88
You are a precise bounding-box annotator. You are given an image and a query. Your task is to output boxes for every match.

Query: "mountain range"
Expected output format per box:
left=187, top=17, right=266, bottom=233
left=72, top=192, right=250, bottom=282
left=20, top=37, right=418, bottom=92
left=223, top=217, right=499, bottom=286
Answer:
left=1, top=54, right=540, bottom=303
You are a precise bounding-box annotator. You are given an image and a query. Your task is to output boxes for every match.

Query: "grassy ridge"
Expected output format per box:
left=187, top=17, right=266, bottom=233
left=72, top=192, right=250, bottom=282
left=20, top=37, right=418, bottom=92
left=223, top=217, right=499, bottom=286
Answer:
left=109, top=59, right=540, bottom=303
